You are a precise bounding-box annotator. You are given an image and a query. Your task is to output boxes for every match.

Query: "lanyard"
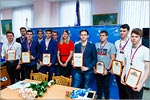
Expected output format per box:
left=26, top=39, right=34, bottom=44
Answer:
left=26, top=40, right=32, bottom=51
left=119, top=38, right=129, bottom=50
left=8, top=42, right=15, bottom=50
left=100, top=41, right=107, bottom=50
left=45, top=39, right=51, bottom=50
left=130, top=44, right=142, bottom=65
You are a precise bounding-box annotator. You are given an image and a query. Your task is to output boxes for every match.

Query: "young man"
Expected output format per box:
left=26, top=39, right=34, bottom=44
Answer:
left=95, top=30, right=116, bottom=99
left=37, top=29, right=44, bottom=44
left=52, top=30, right=59, bottom=41
left=114, top=24, right=131, bottom=99
left=16, top=27, right=27, bottom=80
left=21, top=30, right=39, bottom=79
left=121, top=28, right=150, bottom=99
left=73, top=30, right=97, bottom=89
left=1, top=31, right=21, bottom=84
left=39, top=29, right=57, bottom=80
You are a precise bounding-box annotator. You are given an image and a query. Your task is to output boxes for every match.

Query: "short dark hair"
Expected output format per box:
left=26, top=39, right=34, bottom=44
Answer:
left=26, top=30, right=34, bottom=35
left=37, top=29, right=44, bottom=34
left=120, top=24, right=130, bottom=31
left=80, top=30, right=89, bottom=35
left=52, top=30, right=58, bottom=35
left=20, top=27, right=26, bottom=31
left=131, top=28, right=143, bottom=37
left=46, top=29, right=52, bottom=33
left=100, top=30, right=108, bottom=36
left=6, top=31, right=14, bottom=36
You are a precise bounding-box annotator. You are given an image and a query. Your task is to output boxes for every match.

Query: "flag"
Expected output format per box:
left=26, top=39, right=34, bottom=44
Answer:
left=74, top=0, right=80, bottom=26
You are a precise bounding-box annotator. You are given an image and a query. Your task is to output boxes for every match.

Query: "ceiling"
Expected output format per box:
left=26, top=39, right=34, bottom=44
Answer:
left=0, top=0, right=70, bottom=10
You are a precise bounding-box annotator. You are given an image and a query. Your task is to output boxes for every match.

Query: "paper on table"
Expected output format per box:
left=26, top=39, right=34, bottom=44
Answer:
left=7, top=81, right=35, bottom=90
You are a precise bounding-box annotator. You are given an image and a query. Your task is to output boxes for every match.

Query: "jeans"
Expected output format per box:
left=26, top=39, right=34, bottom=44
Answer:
left=73, top=72, right=93, bottom=89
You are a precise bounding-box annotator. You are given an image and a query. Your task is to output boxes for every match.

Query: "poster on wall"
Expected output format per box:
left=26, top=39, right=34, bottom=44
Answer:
left=1, top=19, right=12, bottom=35
left=93, top=13, right=118, bottom=25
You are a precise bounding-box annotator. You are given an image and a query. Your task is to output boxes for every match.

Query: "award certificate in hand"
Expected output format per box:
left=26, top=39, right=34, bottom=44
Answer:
left=96, top=61, right=104, bottom=74
left=125, top=68, right=142, bottom=88
left=7, top=50, right=16, bottom=61
left=73, top=53, right=83, bottom=67
left=42, top=54, right=51, bottom=65
left=21, top=52, right=30, bottom=63
left=112, top=60, right=122, bottom=76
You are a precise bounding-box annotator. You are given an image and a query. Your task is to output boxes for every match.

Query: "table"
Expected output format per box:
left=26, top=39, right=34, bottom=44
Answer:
left=0, top=66, right=11, bottom=89
left=0, top=79, right=96, bottom=99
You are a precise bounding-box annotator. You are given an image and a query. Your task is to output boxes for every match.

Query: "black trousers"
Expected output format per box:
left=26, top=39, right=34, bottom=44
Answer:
left=95, top=73, right=111, bottom=99
left=6, top=60, right=20, bottom=84
left=126, top=85, right=143, bottom=99
left=115, top=75, right=129, bottom=99
left=59, top=61, right=72, bottom=77
left=24, top=64, right=37, bottom=79
left=18, top=64, right=25, bottom=80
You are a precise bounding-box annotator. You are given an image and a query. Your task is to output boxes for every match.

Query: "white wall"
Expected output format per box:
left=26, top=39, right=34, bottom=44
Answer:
left=92, top=0, right=119, bottom=14
left=1, top=8, right=13, bottom=20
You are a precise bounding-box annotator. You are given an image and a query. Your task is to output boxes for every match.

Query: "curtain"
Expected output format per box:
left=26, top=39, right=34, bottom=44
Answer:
left=12, top=6, right=33, bottom=38
left=119, top=0, right=150, bottom=30
left=59, top=0, right=92, bottom=26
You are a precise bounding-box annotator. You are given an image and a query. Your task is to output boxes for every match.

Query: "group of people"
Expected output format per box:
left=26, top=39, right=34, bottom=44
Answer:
left=1, top=24, right=149, bottom=99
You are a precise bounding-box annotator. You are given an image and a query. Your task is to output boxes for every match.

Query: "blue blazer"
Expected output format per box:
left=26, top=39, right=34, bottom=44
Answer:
left=22, top=40, right=39, bottom=66
left=39, top=38, right=57, bottom=65
left=74, top=42, right=97, bottom=74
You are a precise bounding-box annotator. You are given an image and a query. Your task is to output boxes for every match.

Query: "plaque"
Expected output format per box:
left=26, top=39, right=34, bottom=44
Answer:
left=112, top=60, right=122, bottom=76
left=42, top=53, right=51, bottom=65
left=21, top=52, right=30, bottom=63
left=73, top=53, right=83, bottom=67
left=7, top=50, right=16, bottom=61
left=96, top=61, right=105, bottom=74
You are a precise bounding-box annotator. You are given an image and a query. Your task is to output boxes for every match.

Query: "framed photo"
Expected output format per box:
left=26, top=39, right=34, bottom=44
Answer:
left=125, top=68, right=142, bottom=88
left=7, top=50, right=16, bottom=61
left=112, top=60, right=122, bottom=76
left=1, top=19, right=12, bottom=35
left=96, top=61, right=105, bottom=74
left=42, top=53, right=51, bottom=65
left=21, top=52, right=30, bottom=63
left=93, top=13, right=118, bottom=25
left=73, top=53, right=83, bottom=67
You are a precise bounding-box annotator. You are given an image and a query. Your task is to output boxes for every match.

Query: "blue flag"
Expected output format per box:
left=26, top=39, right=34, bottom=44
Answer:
left=74, top=0, right=80, bottom=26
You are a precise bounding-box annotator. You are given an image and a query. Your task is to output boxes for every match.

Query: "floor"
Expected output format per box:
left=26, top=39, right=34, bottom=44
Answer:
left=143, top=88, right=150, bottom=100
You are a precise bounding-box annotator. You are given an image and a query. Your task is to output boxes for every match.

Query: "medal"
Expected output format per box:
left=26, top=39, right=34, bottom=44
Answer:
left=119, top=38, right=129, bottom=54
left=120, top=50, right=124, bottom=54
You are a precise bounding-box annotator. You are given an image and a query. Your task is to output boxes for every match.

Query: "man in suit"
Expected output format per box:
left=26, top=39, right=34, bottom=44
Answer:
left=39, top=29, right=57, bottom=81
left=73, top=30, right=97, bottom=89
left=16, top=27, right=26, bottom=80
left=21, top=30, right=39, bottom=79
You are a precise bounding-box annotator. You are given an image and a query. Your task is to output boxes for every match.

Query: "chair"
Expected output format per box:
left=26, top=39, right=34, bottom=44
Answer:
left=52, top=73, right=72, bottom=87
left=30, top=70, right=49, bottom=81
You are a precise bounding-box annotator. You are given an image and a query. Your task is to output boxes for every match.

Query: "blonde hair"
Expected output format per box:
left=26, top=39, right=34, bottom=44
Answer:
left=59, top=30, right=70, bottom=45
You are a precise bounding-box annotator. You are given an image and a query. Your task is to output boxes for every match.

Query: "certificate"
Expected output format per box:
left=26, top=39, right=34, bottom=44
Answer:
left=96, top=61, right=105, bottom=74
left=125, top=68, right=142, bottom=88
left=112, top=60, right=122, bottom=76
left=73, top=53, right=83, bottom=67
left=7, top=50, right=16, bottom=61
left=21, top=52, right=30, bottom=63
left=42, top=54, right=51, bottom=65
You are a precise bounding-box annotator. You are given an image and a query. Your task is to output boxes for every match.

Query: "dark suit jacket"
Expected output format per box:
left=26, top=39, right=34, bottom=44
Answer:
left=39, top=38, right=57, bottom=65
left=16, top=37, right=26, bottom=44
left=74, top=42, right=97, bottom=74
left=22, top=39, right=39, bottom=66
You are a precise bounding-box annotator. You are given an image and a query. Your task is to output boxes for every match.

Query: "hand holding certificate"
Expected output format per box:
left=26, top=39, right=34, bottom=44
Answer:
left=42, top=54, right=51, bottom=65
left=125, top=68, right=142, bottom=88
left=112, top=60, right=122, bottom=76
left=7, top=50, right=16, bottom=61
left=73, top=53, right=83, bottom=67
left=21, top=52, right=30, bottom=63
left=96, top=62, right=104, bottom=74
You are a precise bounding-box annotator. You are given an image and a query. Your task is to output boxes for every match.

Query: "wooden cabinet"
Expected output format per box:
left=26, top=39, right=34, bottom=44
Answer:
left=0, top=66, right=11, bottom=89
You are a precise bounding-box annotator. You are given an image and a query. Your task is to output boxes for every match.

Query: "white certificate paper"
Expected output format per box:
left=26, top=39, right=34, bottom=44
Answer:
left=21, top=52, right=30, bottom=63
left=42, top=54, right=51, bottom=65
left=112, top=60, right=122, bottom=76
left=7, top=50, right=16, bottom=61
left=73, top=53, right=83, bottom=67
left=125, top=68, right=142, bottom=88
left=96, top=62, right=104, bottom=74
